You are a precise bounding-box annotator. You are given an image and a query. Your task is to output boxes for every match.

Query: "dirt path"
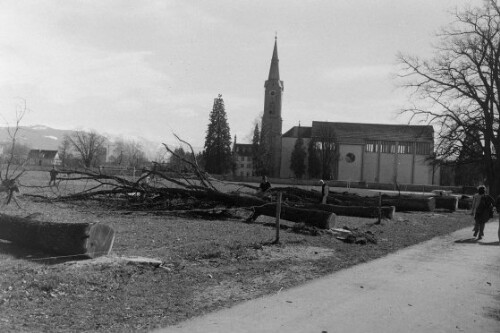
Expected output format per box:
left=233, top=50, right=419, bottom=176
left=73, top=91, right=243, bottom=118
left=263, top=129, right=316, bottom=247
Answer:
left=156, top=222, right=500, bottom=333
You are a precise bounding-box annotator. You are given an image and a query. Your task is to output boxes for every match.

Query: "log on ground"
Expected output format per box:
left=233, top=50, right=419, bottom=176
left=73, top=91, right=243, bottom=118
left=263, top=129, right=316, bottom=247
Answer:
left=432, top=196, right=458, bottom=211
left=458, top=196, right=472, bottom=210
left=247, top=204, right=335, bottom=229
left=302, top=203, right=395, bottom=219
left=0, top=214, right=115, bottom=258
left=381, top=197, right=436, bottom=212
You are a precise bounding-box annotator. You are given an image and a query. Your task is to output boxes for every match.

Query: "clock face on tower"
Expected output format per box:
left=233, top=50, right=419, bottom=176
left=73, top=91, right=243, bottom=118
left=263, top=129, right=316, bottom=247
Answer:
left=270, top=90, right=276, bottom=96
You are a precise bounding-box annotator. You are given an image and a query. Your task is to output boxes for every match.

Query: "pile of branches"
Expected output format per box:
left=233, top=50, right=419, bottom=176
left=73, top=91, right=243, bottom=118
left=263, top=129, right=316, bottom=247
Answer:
left=25, top=136, right=268, bottom=218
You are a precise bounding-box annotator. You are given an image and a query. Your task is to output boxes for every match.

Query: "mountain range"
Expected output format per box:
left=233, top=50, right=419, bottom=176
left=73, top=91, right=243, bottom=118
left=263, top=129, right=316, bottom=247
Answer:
left=0, top=125, right=163, bottom=159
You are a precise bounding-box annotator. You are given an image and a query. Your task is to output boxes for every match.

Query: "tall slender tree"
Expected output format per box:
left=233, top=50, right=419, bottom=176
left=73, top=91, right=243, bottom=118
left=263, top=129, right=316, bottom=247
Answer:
left=290, top=128, right=306, bottom=179
left=307, top=140, right=321, bottom=179
left=251, top=123, right=264, bottom=176
left=203, top=94, right=232, bottom=174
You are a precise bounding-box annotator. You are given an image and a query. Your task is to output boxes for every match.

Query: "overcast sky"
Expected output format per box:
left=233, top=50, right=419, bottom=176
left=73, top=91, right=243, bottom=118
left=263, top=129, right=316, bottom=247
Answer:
left=0, top=0, right=484, bottom=150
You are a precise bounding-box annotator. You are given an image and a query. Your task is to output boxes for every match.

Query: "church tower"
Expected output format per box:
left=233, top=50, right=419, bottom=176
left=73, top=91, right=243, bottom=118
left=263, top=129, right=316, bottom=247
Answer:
left=261, top=36, right=283, bottom=177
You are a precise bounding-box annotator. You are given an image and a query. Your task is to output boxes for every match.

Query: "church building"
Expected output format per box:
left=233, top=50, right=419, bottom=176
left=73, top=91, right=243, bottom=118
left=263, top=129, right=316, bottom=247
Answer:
left=234, top=38, right=438, bottom=185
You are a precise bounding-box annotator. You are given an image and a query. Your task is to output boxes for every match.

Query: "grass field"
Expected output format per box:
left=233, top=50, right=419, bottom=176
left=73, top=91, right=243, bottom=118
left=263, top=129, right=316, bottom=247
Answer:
left=0, top=170, right=475, bottom=332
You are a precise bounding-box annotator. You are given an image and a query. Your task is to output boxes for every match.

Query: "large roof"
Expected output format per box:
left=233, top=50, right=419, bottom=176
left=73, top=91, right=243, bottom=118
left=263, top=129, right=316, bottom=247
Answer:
left=310, top=121, right=434, bottom=144
left=234, top=143, right=253, bottom=156
left=282, top=126, right=312, bottom=138
left=28, top=149, right=59, bottom=159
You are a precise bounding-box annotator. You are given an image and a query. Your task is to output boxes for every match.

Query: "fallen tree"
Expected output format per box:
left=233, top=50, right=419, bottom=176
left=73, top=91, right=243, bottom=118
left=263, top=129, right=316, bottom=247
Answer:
left=299, top=203, right=395, bottom=219
left=246, top=204, right=335, bottom=229
left=432, top=196, right=458, bottom=211
left=0, top=214, right=115, bottom=258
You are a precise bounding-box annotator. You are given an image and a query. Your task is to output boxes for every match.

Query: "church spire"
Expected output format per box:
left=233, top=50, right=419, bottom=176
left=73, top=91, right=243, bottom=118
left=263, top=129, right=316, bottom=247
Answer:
left=268, top=36, right=280, bottom=80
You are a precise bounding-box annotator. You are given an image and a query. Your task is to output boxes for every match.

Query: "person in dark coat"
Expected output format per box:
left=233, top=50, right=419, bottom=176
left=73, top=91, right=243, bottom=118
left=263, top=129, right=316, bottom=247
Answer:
left=257, top=176, right=271, bottom=198
left=49, top=166, right=58, bottom=187
left=472, top=186, right=494, bottom=240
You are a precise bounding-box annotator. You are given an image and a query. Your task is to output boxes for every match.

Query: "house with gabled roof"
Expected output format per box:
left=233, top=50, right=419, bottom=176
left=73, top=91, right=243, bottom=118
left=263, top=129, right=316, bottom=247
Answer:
left=233, top=137, right=254, bottom=177
left=27, top=149, right=61, bottom=166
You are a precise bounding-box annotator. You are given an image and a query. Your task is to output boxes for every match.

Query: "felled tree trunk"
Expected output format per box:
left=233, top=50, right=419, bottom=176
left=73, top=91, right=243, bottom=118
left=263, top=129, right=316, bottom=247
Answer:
left=0, top=214, right=115, bottom=258
left=381, top=197, right=436, bottom=212
left=458, top=196, right=472, bottom=210
left=247, top=204, right=335, bottom=229
left=432, top=196, right=458, bottom=211
left=301, top=203, right=395, bottom=219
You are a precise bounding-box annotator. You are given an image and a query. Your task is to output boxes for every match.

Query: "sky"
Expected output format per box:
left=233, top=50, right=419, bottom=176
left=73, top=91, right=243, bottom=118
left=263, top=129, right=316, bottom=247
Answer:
left=0, top=0, right=485, bottom=151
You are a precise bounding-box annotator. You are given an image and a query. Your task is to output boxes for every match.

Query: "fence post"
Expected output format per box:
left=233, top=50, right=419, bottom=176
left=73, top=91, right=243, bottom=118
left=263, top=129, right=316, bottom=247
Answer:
left=376, top=192, right=382, bottom=224
left=274, top=192, right=282, bottom=244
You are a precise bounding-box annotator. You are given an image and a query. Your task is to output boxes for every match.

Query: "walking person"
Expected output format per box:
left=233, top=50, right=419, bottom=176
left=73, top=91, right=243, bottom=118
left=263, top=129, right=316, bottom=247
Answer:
left=48, top=166, right=58, bottom=187
left=471, top=186, right=494, bottom=240
left=257, top=175, right=271, bottom=199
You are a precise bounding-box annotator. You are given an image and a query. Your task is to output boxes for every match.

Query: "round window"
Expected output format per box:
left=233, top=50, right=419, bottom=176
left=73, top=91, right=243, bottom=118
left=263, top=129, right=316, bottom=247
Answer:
left=345, top=153, right=355, bottom=163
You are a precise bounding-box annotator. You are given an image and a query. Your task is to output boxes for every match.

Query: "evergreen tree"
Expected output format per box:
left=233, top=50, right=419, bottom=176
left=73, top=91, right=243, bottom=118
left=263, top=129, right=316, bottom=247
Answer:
left=307, top=139, right=321, bottom=178
left=203, top=94, right=232, bottom=174
left=251, top=124, right=264, bottom=176
left=290, top=130, right=306, bottom=179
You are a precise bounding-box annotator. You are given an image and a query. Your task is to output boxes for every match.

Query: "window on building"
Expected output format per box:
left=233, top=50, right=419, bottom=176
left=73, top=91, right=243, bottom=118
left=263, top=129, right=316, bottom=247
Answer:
left=365, top=140, right=378, bottom=153
left=416, top=142, right=431, bottom=155
left=240, top=163, right=244, bottom=168
left=380, top=141, right=396, bottom=154
left=398, top=142, right=414, bottom=154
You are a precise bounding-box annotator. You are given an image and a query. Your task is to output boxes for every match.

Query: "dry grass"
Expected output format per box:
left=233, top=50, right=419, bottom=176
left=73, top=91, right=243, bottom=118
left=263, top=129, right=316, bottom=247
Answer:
left=0, top=170, right=475, bottom=332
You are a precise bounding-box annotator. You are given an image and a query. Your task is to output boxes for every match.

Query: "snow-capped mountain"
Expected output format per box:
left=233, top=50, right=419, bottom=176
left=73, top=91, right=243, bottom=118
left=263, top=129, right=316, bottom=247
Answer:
left=0, top=125, right=162, bottom=159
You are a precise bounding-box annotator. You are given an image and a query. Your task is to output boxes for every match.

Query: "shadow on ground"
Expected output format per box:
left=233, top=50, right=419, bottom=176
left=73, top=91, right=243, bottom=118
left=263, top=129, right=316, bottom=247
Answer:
left=0, top=239, right=88, bottom=264
left=479, top=241, right=500, bottom=246
left=454, top=238, right=479, bottom=244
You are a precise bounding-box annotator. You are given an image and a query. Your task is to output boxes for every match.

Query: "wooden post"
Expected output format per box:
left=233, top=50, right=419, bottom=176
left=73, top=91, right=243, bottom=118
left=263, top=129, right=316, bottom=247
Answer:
left=274, top=192, right=282, bottom=244
left=322, top=184, right=329, bottom=204
left=376, top=192, right=382, bottom=224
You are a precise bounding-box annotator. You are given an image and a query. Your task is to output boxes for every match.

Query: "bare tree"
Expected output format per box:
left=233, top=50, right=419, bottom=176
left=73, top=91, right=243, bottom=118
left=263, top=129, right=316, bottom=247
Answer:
left=68, top=130, right=107, bottom=168
left=311, top=123, right=339, bottom=180
left=111, top=139, right=147, bottom=168
left=58, top=135, right=73, bottom=168
left=398, top=1, right=500, bottom=195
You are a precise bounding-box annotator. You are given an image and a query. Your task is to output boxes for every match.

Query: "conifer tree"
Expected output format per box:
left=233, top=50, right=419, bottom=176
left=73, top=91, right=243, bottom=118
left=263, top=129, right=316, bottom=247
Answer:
left=290, top=129, right=306, bottom=179
left=203, top=94, right=232, bottom=174
left=251, top=124, right=264, bottom=176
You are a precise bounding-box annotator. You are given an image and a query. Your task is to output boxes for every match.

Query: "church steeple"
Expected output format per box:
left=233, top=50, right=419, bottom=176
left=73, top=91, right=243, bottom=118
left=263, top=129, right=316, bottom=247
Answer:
left=261, top=36, right=284, bottom=178
left=268, top=36, right=280, bottom=80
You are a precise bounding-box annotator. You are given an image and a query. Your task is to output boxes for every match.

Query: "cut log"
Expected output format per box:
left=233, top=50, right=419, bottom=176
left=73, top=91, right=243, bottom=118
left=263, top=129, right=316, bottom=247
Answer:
left=381, top=197, right=436, bottom=212
left=301, top=203, right=395, bottom=219
left=432, top=196, right=458, bottom=211
left=0, top=214, right=115, bottom=258
left=458, top=196, right=472, bottom=210
left=247, top=204, right=335, bottom=229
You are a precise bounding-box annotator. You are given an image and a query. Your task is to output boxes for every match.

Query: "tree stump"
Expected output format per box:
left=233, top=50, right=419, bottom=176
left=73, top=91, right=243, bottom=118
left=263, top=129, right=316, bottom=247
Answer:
left=0, top=214, right=115, bottom=258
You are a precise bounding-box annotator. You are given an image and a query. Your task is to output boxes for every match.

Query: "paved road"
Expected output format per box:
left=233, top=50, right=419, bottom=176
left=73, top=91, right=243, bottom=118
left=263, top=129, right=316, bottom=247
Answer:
left=157, top=222, right=500, bottom=333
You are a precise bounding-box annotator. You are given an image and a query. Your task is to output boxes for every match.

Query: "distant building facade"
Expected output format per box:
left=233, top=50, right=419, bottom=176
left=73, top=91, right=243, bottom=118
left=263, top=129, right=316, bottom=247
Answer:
left=28, top=149, right=61, bottom=166
left=233, top=139, right=254, bottom=177
left=280, top=122, right=438, bottom=185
